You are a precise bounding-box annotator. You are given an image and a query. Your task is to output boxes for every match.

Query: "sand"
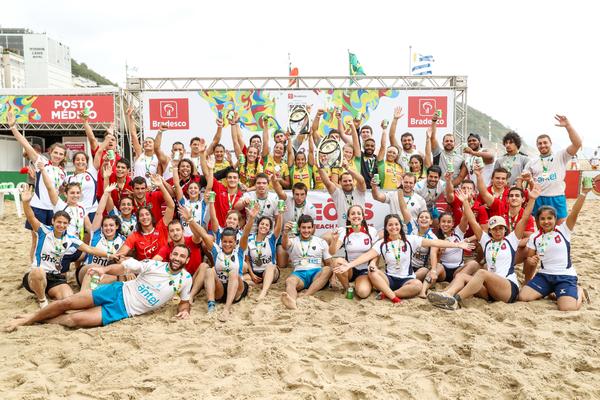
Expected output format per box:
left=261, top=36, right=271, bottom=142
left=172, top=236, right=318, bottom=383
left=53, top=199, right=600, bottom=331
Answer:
left=1, top=199, right=600, bottom=400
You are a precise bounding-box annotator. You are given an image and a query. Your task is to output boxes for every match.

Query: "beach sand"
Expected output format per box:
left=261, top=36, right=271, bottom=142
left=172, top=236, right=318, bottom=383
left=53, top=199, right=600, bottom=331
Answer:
left=1, top=200, right=599, bottom=400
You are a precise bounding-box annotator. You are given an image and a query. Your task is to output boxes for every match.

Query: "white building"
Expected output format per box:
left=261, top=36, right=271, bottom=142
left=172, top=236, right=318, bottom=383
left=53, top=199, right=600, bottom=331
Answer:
left=0, top=47, right=26, bottom=88
left=0, top=28, right=72, bottom=88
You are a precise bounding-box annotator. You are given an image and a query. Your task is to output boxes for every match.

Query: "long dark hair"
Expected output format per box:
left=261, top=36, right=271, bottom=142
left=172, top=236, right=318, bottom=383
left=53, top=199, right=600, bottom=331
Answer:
left=436, top=212, right=455, bottom=240
left=135, top=206, right=156, bottom=232
left=381, top=214, right=407, bottom=254
left=102, top=215, right=122, bottom=237
left=243, top=145, right=261, bottom=185
left=345, top=205, right=372, bottom=243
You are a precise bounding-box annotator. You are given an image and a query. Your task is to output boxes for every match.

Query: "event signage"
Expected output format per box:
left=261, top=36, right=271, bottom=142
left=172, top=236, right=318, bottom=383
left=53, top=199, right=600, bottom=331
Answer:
left=0, top=95, right=115, bottom=123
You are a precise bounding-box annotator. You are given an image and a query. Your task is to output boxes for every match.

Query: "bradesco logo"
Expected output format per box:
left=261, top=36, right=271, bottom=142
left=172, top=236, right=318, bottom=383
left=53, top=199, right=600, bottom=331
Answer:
left=148, top=98, right=189, bottom=130
left=407, top=96, right=448, bottom=128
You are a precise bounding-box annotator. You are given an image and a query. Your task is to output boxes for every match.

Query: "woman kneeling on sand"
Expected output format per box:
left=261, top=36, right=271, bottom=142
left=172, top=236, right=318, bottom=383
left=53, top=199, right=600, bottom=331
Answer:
left=336, top=214, right=474, bottom=304
left=428, top=184, right=540, bottom=310
left=517, top=183, right=591, bottom=311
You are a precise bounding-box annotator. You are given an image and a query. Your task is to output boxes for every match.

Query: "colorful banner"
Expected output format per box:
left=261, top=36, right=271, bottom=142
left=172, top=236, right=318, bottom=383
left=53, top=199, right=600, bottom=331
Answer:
left=0, top=95, right=115, bottom=124
left=141, top=89, right=455, bottom=153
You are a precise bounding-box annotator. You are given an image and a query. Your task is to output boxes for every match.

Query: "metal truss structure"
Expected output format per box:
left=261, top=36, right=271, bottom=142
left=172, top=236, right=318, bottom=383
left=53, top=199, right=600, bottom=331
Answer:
left=126, top=75, right=468, bottom=143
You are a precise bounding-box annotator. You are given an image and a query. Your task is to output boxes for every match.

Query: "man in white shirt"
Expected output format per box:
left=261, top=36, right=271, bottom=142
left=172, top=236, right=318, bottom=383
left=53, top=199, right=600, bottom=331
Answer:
left=6, top=246, right=193, bottom=331
left=457, top=133, right=495, bottom=186
left=524, top=115, right=582, bottom=223
left=371, top=173, right=426, bottom=222
left=318, top=167, right=366, bottom=229
left=281, top=215, right=333, bottom=310
left=414, top=166, right=446, bottom=222
left=234, top=173, right=279, bottom=232
left=430, top=114, right=464, bottom=185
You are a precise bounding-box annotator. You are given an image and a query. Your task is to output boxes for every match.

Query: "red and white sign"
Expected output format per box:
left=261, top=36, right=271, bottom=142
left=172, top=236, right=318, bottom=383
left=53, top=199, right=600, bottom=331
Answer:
left=407, top=96, right=448, bottom=128
left=148, top=98, right=189, bottom=130
left=30, top=95, right=115, bottom=123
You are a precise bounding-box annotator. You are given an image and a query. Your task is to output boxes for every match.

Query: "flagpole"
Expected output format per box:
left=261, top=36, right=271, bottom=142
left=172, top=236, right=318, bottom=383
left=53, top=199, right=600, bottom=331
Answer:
left=408, top=45, right=412, bottom=75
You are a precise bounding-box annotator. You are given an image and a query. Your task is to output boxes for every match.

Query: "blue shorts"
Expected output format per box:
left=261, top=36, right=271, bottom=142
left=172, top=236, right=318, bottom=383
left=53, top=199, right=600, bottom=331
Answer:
left=534, top=195, right=567, bottom=219
left=386, top=275, right=413, bottom=291
left=292, top=268, right=322, bottom=289
left=92, top=281, right=129, bottom=326
left=526, top=273, right=578, bottom=299
left=25, top=207, right=54, bottom=230
left=350, top=268, right=368, bottom=282
left=489, top=280, right=519, bottom=303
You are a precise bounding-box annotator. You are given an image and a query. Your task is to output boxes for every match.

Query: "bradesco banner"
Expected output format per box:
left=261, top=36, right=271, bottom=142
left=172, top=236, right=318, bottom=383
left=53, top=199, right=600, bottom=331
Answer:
left=0, top=95, right=115, bottom=124
left=141, top=89, right=454, bottom=152
left=301, top=191, right=389, bottom=235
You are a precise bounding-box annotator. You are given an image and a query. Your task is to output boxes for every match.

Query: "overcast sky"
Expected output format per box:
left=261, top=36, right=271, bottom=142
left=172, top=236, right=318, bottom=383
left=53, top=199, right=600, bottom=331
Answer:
left=4, top=0, right=599, bottom=152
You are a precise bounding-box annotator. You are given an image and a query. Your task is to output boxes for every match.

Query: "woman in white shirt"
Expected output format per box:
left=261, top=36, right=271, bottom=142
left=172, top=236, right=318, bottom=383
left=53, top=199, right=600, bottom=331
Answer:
left=336, top=214, right=473, bottom=303
left=66, top=152, right=98, bottom=222
left=518, top=184, right=591, bottom=311
left=330, top=205, right=380, bottom=299
left=428, top=184, right=540, bottom=310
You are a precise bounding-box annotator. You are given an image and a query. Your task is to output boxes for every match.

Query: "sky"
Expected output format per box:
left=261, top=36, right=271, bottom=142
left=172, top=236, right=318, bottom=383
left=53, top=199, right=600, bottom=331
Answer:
left=3, top=0, right=600, bottom=152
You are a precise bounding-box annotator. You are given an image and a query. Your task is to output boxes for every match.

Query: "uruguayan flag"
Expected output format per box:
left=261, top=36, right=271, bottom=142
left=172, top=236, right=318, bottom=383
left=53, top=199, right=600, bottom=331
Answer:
left=411, top=54, right=434, bottom=76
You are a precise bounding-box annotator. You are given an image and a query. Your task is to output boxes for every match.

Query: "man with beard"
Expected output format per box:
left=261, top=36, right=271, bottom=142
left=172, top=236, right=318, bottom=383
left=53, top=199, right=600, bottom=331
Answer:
left=389, top=107, right=422, bottom=171
left=524, top=115, right=582, bottom=224
left=234, top=173, right=279, bottom=233
left=318, top=167, right=366, bottom=229
left=414, top=166, right=446, bottom=224
left=372, top=173, right=426, bottom=222
left=429, top=114, right=464, bottom=186
left=5, top=245, right=193, bottom=331
left=494, top=131, right=530, bottom=186
left=458, top=133, right=496, bottom=186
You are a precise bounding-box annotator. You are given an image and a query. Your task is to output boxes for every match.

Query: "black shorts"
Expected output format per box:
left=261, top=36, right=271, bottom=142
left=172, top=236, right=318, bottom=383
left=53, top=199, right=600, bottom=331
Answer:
left=350, top=268, right=368, bottom=282
left=443, top=266, right=458, bottom=283
left=217, top=280, right=249, bottom=303
left=489, top=280, right=519, bottom=304
left=386, top=275, right=413, bottom=291
left=22, top=271, right=68, bottom=294
left=253, top=266, right=280, bottom=283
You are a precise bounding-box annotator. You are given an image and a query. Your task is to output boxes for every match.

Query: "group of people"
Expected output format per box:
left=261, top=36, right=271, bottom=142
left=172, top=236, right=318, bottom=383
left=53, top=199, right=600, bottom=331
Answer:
left=3, top=105, right=592, bottom=331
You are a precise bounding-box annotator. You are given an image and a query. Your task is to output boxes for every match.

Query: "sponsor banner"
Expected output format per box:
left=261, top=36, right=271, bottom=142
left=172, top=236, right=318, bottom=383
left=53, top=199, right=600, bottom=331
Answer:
left=141, top=89, right=455, bottom=154
left=0, top=95, right=115, bottom=124
left=304, top=191, right=389, bottom=235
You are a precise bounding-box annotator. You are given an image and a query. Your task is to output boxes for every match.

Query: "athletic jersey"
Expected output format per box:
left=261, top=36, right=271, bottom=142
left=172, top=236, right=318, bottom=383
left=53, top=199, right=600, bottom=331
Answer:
left=290, top=164, right=314, bottom=188
left=263, top=155, right=289, bottom=187
left=131, top=191, right=165, bottom=225
left=439, top=226, right=465, bottom=270
left=212, top=179, right=243, bottom=227
left=239, top=160, right=264, bottom=187
left=384, top=191, right=427, bottom=222
left=337, top=226, right=378, bottom=271
left=213, top=227, right=243, bottom=247
left=179, top=197, right=208, bottom=236
left=122, top=258, right=192, bottom=317
left=31, top=155, right=66, bottom=210
left=432, top=146, right=464, bottom=180
left=109, top=209, right=137, bottom=237
left=527, top=223, right=575, bottom=276
left=66, top=168, right=98, bottom=214
left=247, top=233, right=278, bottom=273
left=398, top=149, right=420, bottom=172
left=414, top=180, right=446, bottom=210
left=282, top=197, right=317, bottom=238
left=211, top=244, right=244, bottom=283
left=480, top=232, right=519, bottom=286
left=133, top=154, right=160, bottom=183
left=53, top=199, right=87, bottom=239
left=377, top=160, right=404, bottom=190
left=372, top=235, right=423, bottom=279
left=313, top=166, right=343, bottom=190
left=86, top=229, right=126, bottom=267
left=240, top=191, right=279, bottom=232
left=495, top=153, right=530, bottom=186
left=157, top=236, right=203, bottom=275
left=287, top=236, right=332, bottom=272
left=213, top=159, right=231, bottom=184
left=331, top=187, right=366, bottom=228
left=32, top=225, right=83, bottom=273
left=124, top=219, right=169, bottom=260
left=524, top=149, right=570, bottom=197
left=406, top=220, right=438, bottom=269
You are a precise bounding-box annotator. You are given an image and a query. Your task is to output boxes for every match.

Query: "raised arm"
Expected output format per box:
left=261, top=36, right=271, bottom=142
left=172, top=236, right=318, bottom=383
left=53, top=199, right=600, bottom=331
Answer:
left=273, top=212, right=283, bottom=238
left=154, top=124, right=170, bottom=168
left=514, top=184, right=540, bottom=239
left=474, top=167, right=494, bottom=207
left=370, top=179, right=386, bottom=203
left=444, top=172, right=455, bottom=203
left=262, top=117, right=270, bottom=158
left=271, top=173, right=287, bottom=201
left=20, top=187, right=41, bottom=232
left=348, top=118, right=361, bottom=158
left=318, top=161, right=337, bottom=195
left=424, top=128, right=433, bottom=168
left=554, top=115, right=582, bottom=156
left=389, top=106, right=404, bottom=149
left=80, top=110, right=98, bottom=152
left=397, top=190, right=412, bottom=223
left=127, top=107, right=142, bottom=159
left=240, top=203, right=259, bottom=250
left=328, top=230, right=341, bottom=256
left=307, top=130, right=316, bottom=166
left=286, top=132, right=295, bottom=168
left=311, top=109, right=324, bottom=145
left=430, top=113, right=439, bottom=151
left=566, top=182, right=590, bottom=231
left=207, top=117, right=225, bottom=155
left=38, top=162, right=59, bottom=206
left=344, top=160, right=366, bottom=192
left=92, top=184, right=117, bottom=231
left=7, top=109, right=40, bottom=162
left=457, top=189, right=483, bottom=241
left=171, top=159, right=184, bottom=202
left=231, top=118, right=242, bottom=159
left=150, top=174, right=175, bottom=225
left=377, top=125, right=387, bottom=161
left=421, top=238, right=474, bottom=251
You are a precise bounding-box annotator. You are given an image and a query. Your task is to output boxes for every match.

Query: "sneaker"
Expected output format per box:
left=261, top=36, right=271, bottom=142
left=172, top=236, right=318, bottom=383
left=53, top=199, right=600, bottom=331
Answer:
left=37, top=298, right=49, bottom=309
left=207, top=301, right=216, bottom=313
left=427, top=291, right=458, bottom=310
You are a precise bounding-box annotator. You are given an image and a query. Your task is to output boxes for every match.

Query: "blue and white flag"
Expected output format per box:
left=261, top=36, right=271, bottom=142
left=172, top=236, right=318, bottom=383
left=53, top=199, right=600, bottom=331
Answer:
left=411, top=53, right=434, bottom=76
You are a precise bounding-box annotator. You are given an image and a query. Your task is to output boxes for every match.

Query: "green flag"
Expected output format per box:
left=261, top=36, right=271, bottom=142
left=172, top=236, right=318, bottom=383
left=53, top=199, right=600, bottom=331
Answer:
left=348, top=52, right=365, bottom=76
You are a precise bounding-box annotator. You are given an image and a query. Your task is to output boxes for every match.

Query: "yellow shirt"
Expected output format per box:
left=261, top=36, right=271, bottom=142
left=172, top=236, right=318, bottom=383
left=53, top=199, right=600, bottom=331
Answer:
left=313, top=166, right=342, bottom=190
left=290, top=164, right=313, bottom=189
left=263, top=155, right=289, bottom=187
left=239, top=161, right=264, bottom=187
left=214, top=160, right=231, bottom=185
left=378, top=160, right=404, bottom=190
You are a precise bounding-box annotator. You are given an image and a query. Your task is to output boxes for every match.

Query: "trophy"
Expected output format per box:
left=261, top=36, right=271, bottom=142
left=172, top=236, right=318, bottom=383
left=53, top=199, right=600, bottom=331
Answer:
left=288, top=104, right=310, bottom=136
left=317, top=137, right=342, bottom=169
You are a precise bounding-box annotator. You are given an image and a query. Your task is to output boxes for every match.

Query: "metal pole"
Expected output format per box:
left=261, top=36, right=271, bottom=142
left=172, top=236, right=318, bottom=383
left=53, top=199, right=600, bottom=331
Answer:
left=409, top=46, right=412, bottom=75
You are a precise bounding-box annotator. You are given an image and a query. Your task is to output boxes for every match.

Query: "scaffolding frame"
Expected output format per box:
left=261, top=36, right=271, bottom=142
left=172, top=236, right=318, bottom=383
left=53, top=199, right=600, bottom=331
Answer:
left=126, top=75, right=468, bottom=143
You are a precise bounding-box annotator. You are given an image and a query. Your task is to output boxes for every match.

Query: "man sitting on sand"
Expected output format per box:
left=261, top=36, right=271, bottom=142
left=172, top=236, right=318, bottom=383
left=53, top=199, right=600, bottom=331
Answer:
left=281, top=215, right=333, bottom=309
left=6, top=245, right=192, bottom=331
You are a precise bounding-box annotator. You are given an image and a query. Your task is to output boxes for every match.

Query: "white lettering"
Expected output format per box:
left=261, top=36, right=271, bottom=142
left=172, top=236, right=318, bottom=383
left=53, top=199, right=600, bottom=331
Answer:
left=151, top=120, right=188, bottom=129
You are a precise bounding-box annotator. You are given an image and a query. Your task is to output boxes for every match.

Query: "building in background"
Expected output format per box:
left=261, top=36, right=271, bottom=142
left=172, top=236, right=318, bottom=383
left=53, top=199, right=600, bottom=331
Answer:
left=0, top=28, right=72, bottom=88
left=0, top=47, right=26, bottom=88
